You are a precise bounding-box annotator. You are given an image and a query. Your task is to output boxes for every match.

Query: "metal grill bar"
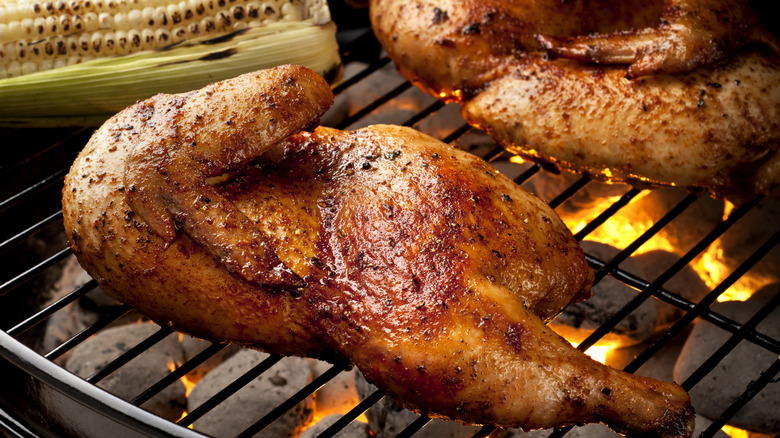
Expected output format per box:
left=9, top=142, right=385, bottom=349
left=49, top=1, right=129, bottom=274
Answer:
left=0, top=247, right=71, bottom=299
left=316, top=389, right=385, bottom=438
left=236, top=364, right=346, bottom=437
left=0, top=128, right=89, bottom=176
left=471, top=425, right=496, bottom=438
left=402, top=100, right=446, bottom=128
left=131, top=343, right=228, bottom=407
left=44, top=305, right=133, bottom=361
left=395, top=415, right=432, bottom=438
left=572, top=187, right=642, bottom=241
left=0, top=399, right=39, bottom=438
left=512, top=163, right=542, bottom=186
left=336, top=81, right=413, bottom=130
left=643, top=195, right=762, bottom=290
left=178, top=354, right=282, bottom=427
left=441, top=123, right=472, bottom=144
left=700, top=358, right=780, bottom=437
left=481, top=145, right=507, bottom=164
left=337, top=31, right=377, bottom=62
left=0, top=170, right=67, bottom=212
left=548, top=176, right=591, bottom=209
left=6, top=279, right=97, bottom=337
left=678, top=228, right=780, bottom=363
left=576, top=195, right=765, bottom=354
left=590, top=192, right=699, bottom=283
left=681, top=287, right=780, bottom=390
left=332, top=57, right=392, bottom=96
left=618, top=228, right=780, bottom=357
left=0, top=211, right=62, bottom=253
left=0, top=128, right=18, bottom=140
left=590, top=260, right=780, bottom=358
left=86, top=326, right=174, bottom=384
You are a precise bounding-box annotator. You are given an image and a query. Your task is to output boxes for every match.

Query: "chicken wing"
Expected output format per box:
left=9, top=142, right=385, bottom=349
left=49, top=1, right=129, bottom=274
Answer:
left=369, top=0, right=780, bottom=196
left=536, top=0, right=777, bottom=78
left=63, top=66, right=693, bottom=437
left=123, top=65, right=332, bottom=287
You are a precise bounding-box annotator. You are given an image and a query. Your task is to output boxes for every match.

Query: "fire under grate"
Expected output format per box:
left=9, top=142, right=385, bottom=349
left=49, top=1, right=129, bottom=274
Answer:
left=2, top=25, right=780, bottom=438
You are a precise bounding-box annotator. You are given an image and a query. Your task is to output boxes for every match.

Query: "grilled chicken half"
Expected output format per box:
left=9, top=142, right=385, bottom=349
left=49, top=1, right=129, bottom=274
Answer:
left=63, top=65, right=694, bottom=437
left=369, top=0, right=780, bottom=197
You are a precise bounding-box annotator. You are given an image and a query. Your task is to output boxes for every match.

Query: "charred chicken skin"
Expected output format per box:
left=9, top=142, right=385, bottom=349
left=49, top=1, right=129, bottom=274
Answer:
left=369, top=0, right=780, bottom=197
left=63, top=65, right=694, bottom=437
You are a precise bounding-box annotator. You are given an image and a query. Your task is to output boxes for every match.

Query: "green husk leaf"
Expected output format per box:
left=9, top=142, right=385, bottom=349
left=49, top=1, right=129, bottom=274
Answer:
left=0, top=20, right=341, bottom=127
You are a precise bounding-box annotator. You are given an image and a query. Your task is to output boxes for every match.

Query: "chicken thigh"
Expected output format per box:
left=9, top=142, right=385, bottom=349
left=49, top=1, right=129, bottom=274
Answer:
left=63, top=65, right=693, bottom=437
left=369, top=0, right=780, bottom=196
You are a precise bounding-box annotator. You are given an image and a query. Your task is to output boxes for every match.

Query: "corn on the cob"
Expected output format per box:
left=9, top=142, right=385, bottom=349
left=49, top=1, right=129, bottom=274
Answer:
left=0, top=0, right=340, bottom=126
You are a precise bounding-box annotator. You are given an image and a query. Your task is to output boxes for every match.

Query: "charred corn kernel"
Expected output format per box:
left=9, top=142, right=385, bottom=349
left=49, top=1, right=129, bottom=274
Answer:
left=0, top=0, right=340, bottom=126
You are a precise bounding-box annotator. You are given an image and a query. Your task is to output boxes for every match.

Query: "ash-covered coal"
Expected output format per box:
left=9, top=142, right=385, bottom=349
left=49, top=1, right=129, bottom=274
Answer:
left=65, top=322, right=186, bottom=421
left=550, top=241, right=657, bottom=348
left=309, top=359, right=360, bottom=418
left=179, top=335, right=241, bottom=382
left=674, top=283, right=780, bottom=434
left=504, top=414, right=729, bottom=437
left=630, top=249, right=710, bottom=329
left=187, top=349, right=314, bottom=438
left=719, top=196, right=780, bottom=287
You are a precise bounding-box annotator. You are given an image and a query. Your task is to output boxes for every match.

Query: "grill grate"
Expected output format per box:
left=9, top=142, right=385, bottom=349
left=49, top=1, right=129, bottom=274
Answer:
left=2, top=26, right=780, bottom=438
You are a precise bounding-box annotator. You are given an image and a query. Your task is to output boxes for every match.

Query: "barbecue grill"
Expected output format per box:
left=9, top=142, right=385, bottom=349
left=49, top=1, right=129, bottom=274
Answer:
left=2, top=11, right=780, bottom=438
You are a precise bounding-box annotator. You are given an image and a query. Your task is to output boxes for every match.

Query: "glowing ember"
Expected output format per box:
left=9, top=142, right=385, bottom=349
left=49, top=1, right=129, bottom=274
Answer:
left=693, top=239, right=775, bottom=302
left=438, top=89, right=463, bottom=101
left=307, top=413, right=369, bottom=430
left=564, top=191, right=677, bottom=255
left=721, top=424, right=749, bottom=438
left=691, top=199, right=773, bottom=303
left=556, top=190, right=765, bottom=303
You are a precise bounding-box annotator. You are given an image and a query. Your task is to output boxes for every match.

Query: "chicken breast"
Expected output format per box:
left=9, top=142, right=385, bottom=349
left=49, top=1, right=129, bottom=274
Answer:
left=369, top=0, right=780, bottom=196
left=63, top=65, right=693, bottom=437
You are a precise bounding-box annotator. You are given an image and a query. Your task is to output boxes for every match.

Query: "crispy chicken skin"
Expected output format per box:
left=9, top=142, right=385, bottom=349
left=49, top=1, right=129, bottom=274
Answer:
left=63, top=66, right=693, bottom=437
left=369, top=0, right=780, bottom=196
left=123, top=65, right=332, bottom=287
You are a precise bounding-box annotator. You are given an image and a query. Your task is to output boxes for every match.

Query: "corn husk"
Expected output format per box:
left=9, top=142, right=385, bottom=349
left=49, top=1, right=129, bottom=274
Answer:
left=0, top=20, right=340, bottom=127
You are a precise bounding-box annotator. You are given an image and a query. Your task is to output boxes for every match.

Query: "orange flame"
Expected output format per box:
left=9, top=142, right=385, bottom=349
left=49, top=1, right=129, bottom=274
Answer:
left=567, top=341, right=619, bottom=364
left=691, top=199, right=772, bottom=302
left=177, top=411, right=194, bottom=429
left=721, top=425, right=750, bottom=438
left=558, top=192, right=765, bottom=303
left=563, top=191, right=677, bottom=254
left=181, top=374, right=198, bottom=398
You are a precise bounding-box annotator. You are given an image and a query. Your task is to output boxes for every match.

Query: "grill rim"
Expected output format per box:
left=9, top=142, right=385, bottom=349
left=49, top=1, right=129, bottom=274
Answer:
left=0, top=330, right=207, bottom=438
